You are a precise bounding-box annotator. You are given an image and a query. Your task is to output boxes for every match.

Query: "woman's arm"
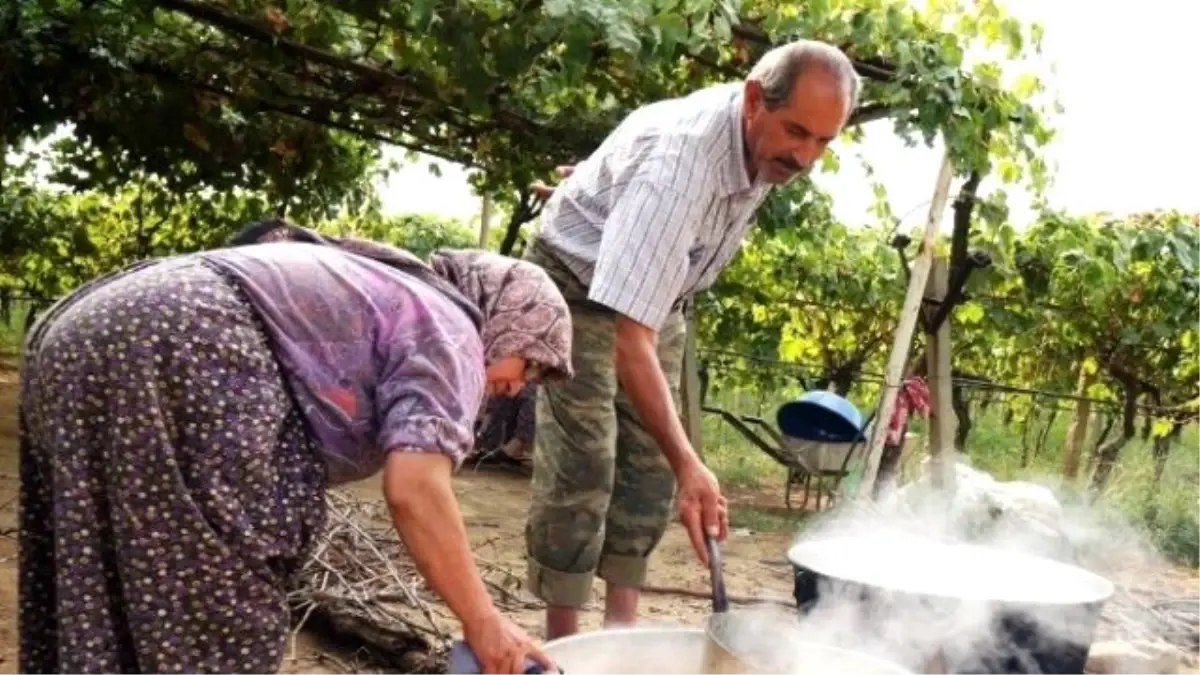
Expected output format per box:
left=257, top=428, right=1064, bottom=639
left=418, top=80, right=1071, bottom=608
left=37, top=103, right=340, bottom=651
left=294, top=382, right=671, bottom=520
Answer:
left=383, top=451, right=495, bottom=627
left=372, top=304, right=552, bottom=672
left=382, top=451, right=553, bottom=674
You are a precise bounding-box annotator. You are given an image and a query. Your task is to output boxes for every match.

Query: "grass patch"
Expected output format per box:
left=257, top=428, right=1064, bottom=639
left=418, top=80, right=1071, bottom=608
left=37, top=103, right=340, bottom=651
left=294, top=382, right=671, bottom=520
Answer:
left=729, top=505, right=808, bottom=533
left=0, top=301, right=32, bottom=357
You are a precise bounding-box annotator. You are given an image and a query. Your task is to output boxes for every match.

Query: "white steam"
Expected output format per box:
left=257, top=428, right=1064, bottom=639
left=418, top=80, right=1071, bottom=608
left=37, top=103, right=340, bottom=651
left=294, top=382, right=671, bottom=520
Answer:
left=739, top=456, right=1171, bottom=674
left=544, top=458, right=1173, bottom=674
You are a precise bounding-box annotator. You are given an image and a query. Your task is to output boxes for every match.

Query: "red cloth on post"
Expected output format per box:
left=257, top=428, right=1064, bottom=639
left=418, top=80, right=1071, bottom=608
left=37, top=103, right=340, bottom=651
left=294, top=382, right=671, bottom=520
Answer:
left=887, top=377, right=930, bottom=445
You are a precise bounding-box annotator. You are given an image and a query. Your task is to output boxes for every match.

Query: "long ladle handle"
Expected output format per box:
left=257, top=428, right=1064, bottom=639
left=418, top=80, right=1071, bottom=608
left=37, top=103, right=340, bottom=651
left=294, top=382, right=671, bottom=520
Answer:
left=706, top=534, right=729, bottom=614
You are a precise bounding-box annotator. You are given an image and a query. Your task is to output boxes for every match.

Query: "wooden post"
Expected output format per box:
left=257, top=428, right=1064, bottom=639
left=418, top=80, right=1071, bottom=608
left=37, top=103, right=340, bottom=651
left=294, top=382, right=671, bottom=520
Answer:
left=925, top=256, right=957, bottom=491
left=479, top=194, right=493, bottom=248
left=681, top=309, right=704, bottom=456
left=856, top=151, right=956, bottom=500
left=1061, top=367, right=1095, bottom=479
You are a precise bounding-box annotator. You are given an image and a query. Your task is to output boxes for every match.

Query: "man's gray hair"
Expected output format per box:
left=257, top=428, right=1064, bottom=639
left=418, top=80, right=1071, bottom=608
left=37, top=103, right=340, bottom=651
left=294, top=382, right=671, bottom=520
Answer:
left=747, top=40, right=861, bottom=112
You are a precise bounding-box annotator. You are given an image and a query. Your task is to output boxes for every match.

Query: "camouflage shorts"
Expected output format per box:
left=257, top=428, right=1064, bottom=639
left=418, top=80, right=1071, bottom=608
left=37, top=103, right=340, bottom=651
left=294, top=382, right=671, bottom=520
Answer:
left=522, top=239, right=685, bottom=608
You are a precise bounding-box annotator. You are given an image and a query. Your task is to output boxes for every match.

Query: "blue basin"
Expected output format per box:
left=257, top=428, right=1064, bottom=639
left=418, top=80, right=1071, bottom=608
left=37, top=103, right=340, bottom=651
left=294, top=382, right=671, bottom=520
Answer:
left=777, top=390, right=866, bottom=443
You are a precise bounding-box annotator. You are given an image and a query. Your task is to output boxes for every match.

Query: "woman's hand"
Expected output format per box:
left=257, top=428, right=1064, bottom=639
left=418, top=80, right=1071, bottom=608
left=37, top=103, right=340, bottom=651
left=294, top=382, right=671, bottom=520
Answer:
left=382, top=452, right=559, bottom=673
left=463, top=610, right=557, bottom=674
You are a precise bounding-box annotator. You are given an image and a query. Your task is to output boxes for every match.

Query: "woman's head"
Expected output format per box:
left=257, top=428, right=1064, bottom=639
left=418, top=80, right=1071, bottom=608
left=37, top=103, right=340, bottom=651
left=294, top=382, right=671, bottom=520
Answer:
left=228, top=220, right=572, bottom=395
left=429, top=249, right=573, bottom=397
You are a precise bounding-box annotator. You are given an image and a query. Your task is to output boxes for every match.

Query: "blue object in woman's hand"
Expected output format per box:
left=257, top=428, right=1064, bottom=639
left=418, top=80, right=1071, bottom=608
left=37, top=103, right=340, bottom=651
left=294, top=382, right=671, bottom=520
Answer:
left=446, top=640, right=558, bottom=674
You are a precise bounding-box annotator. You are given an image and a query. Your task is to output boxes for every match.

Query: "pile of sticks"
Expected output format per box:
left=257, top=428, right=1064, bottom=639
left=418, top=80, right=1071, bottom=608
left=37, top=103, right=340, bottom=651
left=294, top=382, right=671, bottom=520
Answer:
left=286, top=490, right=540, bottom=673
left=1097, top=590, right=1200, bottom=654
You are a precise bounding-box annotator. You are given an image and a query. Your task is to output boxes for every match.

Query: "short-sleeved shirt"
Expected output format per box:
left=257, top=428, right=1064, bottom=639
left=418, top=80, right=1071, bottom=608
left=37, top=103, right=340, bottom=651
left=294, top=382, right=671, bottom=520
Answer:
left=201, top=242, right=485, bottom=485
left=535, top=82, right=773, bottom=330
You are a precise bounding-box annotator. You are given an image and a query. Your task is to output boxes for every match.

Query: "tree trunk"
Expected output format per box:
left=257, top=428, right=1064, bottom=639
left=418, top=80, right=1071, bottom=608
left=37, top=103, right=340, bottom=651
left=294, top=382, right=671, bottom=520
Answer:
left=478, top=194, right=493, bottom=247
left=23, top=301, right=44, bottom=336
left=873, top=441, right=905, bottom=498
left=1151, top=421, right=1186, bottom=486
left=1019, top=407, right=1040, bottom=469
left=831, top=370, right=855, bottom=397
left=948, top=171, right=982, bottom=280
left=978, top=390, right=995, bottom=413
left=1035, top=409, right=1058, bottom=459
left=498, top=188, right=542, bottom=256
left=1085, top=413, right=1116, bottom=476
left=951, top=383, right=972, bottom=452
left=1090, top=379, right=1139, bottom=493
left=1061, top=368, right=1095, bottom=480
left=1002, top=406, right=1015, bottom=426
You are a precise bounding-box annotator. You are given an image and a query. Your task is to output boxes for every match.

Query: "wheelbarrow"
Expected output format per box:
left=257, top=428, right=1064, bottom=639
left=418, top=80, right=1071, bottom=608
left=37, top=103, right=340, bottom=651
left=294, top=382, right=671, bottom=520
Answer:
left=703, top=390, right=871, bottom=511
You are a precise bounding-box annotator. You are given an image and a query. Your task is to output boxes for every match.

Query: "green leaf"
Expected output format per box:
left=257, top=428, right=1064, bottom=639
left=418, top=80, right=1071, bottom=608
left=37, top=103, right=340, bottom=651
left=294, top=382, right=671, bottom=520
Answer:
left=957, top=301, right=985, bottom=324
left=544, top=0, right=572, bottom=18
left=657, top=13, right=689, bottom=47
left=1000, top=18, right=1024, bottom=56
left=1013, top=72, right=1040, bottom=98
left=1149, top=418, right=1172, bottom=439
left=605, top=18, right=643, bottom=55
left=1119, top=326, right=1141, bottom=346
left=713, top=13, right=732, bottom=41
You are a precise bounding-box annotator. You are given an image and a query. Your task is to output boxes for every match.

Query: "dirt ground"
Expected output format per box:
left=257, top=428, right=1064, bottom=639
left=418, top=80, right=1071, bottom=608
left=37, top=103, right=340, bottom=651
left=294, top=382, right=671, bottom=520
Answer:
left=0, top=363, right=801, bottom=673
left=1, top=359, right=1195, bottom=674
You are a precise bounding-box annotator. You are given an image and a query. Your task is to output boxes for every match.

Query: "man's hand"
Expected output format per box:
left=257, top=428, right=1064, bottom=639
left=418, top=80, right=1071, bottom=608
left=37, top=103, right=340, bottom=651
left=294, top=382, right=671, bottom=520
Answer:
left=530, top=165, right=575, bottom=200
left=676, top=459, right=729, bottom=565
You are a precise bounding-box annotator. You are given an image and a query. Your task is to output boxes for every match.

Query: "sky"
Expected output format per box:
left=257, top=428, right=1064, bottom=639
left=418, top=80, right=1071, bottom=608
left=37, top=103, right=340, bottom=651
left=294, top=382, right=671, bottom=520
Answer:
left=376, top=0, right=1200, bottom=235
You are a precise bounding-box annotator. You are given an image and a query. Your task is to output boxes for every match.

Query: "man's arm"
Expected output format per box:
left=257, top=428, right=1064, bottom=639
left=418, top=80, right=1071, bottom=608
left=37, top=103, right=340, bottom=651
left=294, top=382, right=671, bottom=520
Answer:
left=613, top=318, right=691, bottom=474
left=613, top=314, right=727, bottom=564
left=587, top=173, right=729, bottom=562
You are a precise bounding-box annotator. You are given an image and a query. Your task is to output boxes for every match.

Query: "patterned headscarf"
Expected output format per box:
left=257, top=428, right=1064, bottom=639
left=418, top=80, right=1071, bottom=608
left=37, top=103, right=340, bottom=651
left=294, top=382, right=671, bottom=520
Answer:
left=429, top=249, right=573, bottom=382
left=228, top=220, right=573, bottom=381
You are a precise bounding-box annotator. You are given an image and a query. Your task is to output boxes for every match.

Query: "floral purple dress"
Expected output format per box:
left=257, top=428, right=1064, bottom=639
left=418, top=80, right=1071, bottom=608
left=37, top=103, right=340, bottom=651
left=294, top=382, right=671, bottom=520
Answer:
left=18, top=243, right=485, bottom=673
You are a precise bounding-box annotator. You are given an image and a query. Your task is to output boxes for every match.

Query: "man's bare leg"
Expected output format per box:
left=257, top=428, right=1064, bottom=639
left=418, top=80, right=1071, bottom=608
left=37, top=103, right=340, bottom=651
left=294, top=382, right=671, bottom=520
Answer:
left=545, top=606, right=579, bottom=641
left=604, top=584, right=639, bottom=627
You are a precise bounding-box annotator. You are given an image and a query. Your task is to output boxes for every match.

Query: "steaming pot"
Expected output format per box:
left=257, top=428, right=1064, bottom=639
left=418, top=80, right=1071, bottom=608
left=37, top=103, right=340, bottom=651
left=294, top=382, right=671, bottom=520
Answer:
left=787, top=533, right=1115, bottom=674
left=542, top=627, right=912, bottom=674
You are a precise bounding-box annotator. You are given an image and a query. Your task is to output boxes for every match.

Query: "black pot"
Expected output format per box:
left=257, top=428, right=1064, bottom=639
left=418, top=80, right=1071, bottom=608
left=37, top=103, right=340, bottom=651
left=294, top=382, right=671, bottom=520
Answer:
left=786, top=535, right=1114, bottom=674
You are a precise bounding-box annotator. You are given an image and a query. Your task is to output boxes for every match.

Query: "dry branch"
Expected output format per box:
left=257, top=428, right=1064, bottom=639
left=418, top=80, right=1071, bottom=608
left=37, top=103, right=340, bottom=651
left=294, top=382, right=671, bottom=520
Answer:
left=287, top=490, right=545, bottom=672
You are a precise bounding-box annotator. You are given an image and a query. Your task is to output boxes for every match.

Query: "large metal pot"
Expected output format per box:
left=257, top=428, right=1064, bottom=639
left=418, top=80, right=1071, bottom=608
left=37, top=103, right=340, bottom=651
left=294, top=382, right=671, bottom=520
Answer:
left=787, top=533, right=1115, bottom=674
left=542, top=626, right=912, bottom=674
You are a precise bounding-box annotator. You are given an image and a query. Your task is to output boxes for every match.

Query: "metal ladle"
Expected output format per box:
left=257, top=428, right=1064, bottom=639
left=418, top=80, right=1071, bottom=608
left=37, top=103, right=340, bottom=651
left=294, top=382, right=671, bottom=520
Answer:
left=701, top=535, right=756, bottom=674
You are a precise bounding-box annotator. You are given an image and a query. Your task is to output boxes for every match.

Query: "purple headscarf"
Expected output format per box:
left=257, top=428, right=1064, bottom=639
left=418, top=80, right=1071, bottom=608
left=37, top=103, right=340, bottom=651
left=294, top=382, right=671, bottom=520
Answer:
left=228, top=220, right=573, bottom=381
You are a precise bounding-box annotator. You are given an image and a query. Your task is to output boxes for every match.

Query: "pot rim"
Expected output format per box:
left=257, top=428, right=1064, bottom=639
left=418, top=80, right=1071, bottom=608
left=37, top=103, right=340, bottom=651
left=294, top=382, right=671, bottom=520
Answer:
left=786, top=535, right=1116, bottom=607
left=543, top=625, right=705, bottom=647
left=704, top=618, right=915, bottom=675
left=544, top=626, right=914, bottom=674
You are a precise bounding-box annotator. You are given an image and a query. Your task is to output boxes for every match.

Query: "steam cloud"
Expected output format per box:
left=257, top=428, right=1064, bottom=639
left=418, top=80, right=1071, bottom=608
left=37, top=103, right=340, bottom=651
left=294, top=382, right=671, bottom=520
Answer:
left=743, top=455, right=1169, bottom=674
left=544, top=457, right=1171, bottom=674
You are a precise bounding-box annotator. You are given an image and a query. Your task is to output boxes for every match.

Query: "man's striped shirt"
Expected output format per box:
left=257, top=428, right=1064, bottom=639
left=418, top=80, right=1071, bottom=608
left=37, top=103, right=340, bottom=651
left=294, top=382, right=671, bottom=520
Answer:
left=534, top=83, right=773, bottom=330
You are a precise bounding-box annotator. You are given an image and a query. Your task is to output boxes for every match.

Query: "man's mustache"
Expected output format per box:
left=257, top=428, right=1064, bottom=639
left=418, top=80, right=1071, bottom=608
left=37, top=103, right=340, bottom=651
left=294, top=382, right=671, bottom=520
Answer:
left=776, top=157, right=812, bottom=176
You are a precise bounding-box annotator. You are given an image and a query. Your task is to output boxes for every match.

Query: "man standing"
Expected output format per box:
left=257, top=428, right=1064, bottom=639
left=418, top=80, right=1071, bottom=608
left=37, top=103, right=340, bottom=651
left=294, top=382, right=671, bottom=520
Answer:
left=523, top=39, right=860, bottom=639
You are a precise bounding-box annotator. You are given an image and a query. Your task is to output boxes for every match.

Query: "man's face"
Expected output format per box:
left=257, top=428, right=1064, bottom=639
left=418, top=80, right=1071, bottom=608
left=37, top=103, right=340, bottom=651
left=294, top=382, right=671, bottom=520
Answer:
left=742, top=71, right=851, bottom=185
